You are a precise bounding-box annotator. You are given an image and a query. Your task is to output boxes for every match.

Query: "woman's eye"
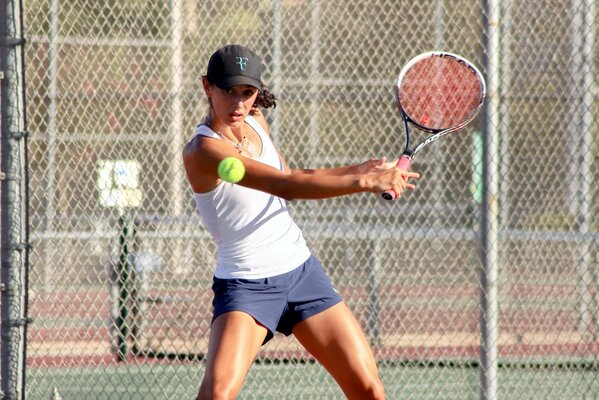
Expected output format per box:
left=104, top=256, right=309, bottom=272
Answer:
left=222, top=87, right=255, bottom=98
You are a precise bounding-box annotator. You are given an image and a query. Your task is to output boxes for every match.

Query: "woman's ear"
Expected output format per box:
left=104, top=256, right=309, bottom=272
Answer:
left=201, top=76, right=212, bottom=97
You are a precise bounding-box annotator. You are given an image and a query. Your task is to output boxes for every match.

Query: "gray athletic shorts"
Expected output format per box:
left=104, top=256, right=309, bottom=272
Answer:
left=211, top=255, right=343, bottom=344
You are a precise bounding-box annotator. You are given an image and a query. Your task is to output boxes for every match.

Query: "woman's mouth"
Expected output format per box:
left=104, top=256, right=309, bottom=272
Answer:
left=230, top=112, right=243, bottom=121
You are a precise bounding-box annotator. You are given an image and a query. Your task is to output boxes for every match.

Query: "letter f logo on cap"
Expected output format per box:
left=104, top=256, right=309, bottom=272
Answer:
left=236, top=57, right=248, bottom=71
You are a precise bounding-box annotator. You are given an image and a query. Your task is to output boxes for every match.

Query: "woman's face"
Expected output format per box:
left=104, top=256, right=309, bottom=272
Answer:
left=203, top=78, right=259, bottom=127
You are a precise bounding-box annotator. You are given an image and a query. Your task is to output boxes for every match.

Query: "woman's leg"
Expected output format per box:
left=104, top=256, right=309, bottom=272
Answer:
left=196, top=311, right=268, bottom=400
left=292, top=302, right=385, bottom=400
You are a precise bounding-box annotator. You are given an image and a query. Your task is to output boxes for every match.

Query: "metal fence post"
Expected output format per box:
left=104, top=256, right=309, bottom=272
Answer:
left=480, top=0, right=502, bottom=399
left=0, top=0, right=29, bottom=398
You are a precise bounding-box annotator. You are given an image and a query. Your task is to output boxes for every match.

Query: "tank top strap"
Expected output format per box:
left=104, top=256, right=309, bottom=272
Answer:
left=244, top=115, right=269, bottom=142
left=195, top=123, right=220, bottom=139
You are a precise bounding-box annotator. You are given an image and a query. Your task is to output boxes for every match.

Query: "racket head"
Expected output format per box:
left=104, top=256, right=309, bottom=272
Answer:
left=395, top=51, right=486, bottom=133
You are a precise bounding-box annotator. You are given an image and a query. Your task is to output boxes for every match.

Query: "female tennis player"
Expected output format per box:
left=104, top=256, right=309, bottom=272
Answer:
left=183, top=44, right=419, bottom=400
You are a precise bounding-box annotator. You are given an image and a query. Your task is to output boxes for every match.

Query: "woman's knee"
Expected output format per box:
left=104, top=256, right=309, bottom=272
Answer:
left=196, top=377, right=241, bottom=400
left=369, top=376, right=386, bottom=400
left=354, top=375, right=385, bottom=400
left=339, top=371, right=385, bottom=400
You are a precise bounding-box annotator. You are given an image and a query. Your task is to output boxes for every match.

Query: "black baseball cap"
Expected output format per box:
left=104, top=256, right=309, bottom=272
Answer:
left=206, top=44, right=263, bottom=90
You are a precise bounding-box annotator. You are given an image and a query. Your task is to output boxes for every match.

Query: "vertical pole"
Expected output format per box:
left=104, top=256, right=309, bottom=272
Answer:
left=1, top=0, right=29, bottom=398
left=570, top=0, right=596, bottom=335
left=168, top=0, right=185, bottom=274
left=432, top=0, right=445, bottom=209
left=169, top=0, right=183, bottom=217
left=131, top=224, right=146, bottom=356
left=309, top=0, right=320, bottom=164
left=270, top=0, right=282, bottom=143
left=42, top=0, right=60, bottom=296
left=116, top=216, right=132, bottom=362
left=367, top=239, right=381, bottom=348
left=129, top=220, right=143, bottom=356
left=498, top=0, right=512, bottom=227
left=433, top=0, right=446, bottom=48
left=480, top=0, right=501, bottom=399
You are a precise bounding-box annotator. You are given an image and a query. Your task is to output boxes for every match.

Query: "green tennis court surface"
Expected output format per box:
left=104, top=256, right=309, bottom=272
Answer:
left=27, top=363, right=599, bottom=399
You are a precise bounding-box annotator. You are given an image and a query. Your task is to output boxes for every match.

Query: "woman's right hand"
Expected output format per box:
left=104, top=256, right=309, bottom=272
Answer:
left=364, top=165, right=420, bottom=198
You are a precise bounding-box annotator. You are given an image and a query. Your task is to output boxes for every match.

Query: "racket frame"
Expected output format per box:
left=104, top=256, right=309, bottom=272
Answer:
left=382, top=51, right=486, bottom=201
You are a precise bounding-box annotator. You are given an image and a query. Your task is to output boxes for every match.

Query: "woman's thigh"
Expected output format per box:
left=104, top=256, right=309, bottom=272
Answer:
left=198, top=311, right=268, bottom=399
left=292, top=302, right=384, bottom=399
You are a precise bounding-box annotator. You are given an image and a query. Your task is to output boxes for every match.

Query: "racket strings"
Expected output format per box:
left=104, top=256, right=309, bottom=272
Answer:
left=399, top=56, right=484, bottom=130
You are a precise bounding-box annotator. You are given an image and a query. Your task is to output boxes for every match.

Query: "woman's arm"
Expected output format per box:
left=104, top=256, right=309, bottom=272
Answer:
left=183, top=135, right=418, bottom=201
left=290, top=158, right=397, bottom=176
left=184, top=111, right=419, bottom=200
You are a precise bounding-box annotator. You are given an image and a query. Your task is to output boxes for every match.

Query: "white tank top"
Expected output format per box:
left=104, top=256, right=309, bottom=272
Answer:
left=192, top=116, right=311, bottom=279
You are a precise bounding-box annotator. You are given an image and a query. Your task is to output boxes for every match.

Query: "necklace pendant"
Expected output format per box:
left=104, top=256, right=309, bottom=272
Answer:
left=215, top=130, right=250, bottom=156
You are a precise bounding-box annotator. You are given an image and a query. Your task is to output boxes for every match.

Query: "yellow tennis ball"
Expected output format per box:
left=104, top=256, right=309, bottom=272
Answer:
left=217, top=157, right=245, bottom=183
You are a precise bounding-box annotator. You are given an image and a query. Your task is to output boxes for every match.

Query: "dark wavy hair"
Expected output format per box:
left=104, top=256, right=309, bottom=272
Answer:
left=254, top=83, right=277, bottom=109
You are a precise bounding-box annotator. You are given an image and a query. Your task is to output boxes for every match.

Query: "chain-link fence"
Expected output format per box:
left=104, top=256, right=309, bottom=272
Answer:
left=2, top=0, right=597, bottom=398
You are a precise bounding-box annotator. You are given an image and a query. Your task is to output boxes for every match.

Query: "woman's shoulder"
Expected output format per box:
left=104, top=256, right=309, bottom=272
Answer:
left=195, top=123, right=220, bottom=139
left=183, top=125, right=221, bottom=161
left=248, top=109, right=270, bottom=134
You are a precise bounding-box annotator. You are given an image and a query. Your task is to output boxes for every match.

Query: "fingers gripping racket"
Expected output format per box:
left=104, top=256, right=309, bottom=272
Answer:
left=382, top=51, right=486, bottom=200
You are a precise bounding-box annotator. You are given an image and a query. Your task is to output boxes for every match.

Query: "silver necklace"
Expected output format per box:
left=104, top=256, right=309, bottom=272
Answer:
left=216, top=131, right=251, bottom=156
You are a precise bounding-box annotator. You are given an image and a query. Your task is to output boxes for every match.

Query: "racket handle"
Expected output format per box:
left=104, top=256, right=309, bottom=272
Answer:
left=381, top=154, right=413, bottom=201
left=396, top=154, right=412, bottom=171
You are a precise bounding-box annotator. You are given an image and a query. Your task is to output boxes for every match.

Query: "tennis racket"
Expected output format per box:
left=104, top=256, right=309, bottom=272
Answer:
left=382, top=51, right=486, bottom=200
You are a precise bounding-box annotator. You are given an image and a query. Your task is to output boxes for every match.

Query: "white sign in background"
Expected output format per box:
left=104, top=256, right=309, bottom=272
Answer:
left=97, top=160, right=143, bottom=209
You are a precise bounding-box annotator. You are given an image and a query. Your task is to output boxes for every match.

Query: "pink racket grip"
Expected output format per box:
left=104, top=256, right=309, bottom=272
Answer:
left=381, top=155, right=413, bottom=201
